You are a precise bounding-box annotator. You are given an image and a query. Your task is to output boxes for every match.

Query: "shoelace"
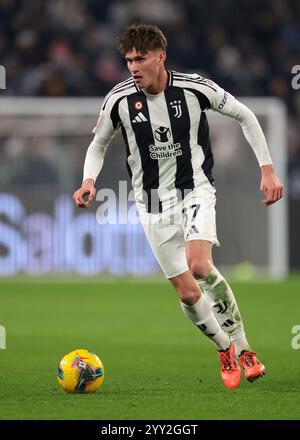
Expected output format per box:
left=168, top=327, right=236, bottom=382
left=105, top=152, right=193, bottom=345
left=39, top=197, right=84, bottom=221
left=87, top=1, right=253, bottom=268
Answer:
left=242, top=351, right=257, bottom=367
left=220, top=351, right=234, bottom=371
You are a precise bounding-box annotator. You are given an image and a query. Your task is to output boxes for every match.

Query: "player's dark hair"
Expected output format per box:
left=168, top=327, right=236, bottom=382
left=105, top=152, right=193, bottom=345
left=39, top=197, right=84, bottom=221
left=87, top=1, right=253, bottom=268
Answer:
left=117, top=24, right=167, bottom=57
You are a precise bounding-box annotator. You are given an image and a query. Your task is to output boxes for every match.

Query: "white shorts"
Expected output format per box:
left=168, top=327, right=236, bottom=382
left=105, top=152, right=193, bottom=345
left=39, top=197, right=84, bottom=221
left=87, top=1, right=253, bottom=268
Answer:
left=138, top=182, right=220, bottom=279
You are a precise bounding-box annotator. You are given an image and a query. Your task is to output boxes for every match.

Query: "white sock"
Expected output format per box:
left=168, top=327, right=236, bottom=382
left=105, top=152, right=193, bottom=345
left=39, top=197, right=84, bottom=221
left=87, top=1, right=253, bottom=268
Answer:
left=180, top=295, right=230, bottom=351
left=198, top=267, right=251, bottom=354
left=231, top=331, right=251, bottom=357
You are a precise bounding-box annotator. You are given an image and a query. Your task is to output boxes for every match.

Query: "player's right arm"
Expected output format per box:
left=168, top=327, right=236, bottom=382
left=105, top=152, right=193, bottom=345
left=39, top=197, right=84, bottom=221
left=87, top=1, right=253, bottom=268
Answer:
left=73, top=99, right=120, bottom=208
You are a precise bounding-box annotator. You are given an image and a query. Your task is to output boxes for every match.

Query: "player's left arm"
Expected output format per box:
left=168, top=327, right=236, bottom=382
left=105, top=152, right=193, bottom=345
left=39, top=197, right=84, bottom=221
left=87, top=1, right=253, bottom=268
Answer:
left=259, top=164, right=283, bottom=207
left=206, top=82, right=283, bottom=206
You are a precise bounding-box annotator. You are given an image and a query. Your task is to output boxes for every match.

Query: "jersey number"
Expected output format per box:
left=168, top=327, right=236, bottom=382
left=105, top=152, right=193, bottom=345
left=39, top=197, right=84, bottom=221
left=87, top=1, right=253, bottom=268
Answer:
left=182, top=204, right=200, bottom=227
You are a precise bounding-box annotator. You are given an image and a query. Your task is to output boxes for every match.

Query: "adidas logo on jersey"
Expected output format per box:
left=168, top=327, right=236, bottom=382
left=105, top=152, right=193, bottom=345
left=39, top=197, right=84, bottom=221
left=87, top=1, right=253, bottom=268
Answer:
left=132, top=112, right=148, bottom=123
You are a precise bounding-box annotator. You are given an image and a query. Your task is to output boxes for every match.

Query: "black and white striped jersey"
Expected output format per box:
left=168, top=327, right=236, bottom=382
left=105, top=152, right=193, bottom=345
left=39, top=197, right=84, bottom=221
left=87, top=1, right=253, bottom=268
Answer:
left=85, top=70, right=272, bottom=213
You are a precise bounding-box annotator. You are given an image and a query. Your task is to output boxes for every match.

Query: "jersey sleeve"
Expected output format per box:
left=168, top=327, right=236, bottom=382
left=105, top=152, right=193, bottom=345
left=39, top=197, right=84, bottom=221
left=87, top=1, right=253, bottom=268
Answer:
left=83, top=134, right=108, bottom=183
left=191, top=75, right=273, bottom=167
left=83, top=95, right=121, bottom=183
left=92, top=95, right=121, bottom=143
left=189, top=75, right=236, bottom=113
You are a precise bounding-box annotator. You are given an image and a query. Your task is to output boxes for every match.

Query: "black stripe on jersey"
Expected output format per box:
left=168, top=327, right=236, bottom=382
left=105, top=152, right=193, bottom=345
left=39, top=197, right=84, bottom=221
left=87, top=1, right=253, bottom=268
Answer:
left=185, top=88, right=214, bottom=183
left=173, top=75, right=217, bottom=92
left=120, top=123, right=133, bottom=179
left=165, top=87, right=194, bottom=199
left=198, top=112, right=214, bottom=185
left=167, top=70, right=173, bottom=86
left=102, top=82, right=135, bottom=110
left=127, top=93, right=162, bottom=213
left=110, top=96, right=124, bottom=129
left=185, top=87, right=211, bottom=110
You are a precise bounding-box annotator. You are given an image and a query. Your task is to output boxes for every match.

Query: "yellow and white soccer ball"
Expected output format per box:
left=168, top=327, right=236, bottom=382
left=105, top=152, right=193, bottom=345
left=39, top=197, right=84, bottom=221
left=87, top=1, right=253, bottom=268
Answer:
left=57, top=349, right=104, bottom=394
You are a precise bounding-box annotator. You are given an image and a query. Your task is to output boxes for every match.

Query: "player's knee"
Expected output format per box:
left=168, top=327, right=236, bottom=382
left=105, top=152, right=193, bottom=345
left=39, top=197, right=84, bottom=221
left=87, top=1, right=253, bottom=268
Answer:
left=188, top=259, right=212, bottom=279
left=177, top=286, right=201, bottom=305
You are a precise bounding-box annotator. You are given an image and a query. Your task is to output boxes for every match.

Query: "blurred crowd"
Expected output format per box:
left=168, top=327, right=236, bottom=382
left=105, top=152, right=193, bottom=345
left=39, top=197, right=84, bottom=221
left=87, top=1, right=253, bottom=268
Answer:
left=0, top=0, right=300, bottom=181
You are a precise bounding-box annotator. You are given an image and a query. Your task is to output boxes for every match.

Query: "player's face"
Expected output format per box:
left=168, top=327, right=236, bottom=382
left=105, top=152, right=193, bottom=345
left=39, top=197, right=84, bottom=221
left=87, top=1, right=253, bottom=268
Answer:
left=125, top=48, right=166, bottom=92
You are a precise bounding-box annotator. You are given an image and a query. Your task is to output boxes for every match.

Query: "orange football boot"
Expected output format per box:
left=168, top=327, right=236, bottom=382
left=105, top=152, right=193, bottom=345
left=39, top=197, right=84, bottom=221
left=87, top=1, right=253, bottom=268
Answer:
left=238, top=350, right=266, bottom=382
left=218, top=342, right=241, bottom=389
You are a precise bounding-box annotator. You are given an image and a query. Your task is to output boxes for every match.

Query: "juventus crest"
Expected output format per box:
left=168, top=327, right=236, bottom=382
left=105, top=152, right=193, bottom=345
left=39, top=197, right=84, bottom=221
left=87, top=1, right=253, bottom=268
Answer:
left=170, top=100, right=182, bottom=118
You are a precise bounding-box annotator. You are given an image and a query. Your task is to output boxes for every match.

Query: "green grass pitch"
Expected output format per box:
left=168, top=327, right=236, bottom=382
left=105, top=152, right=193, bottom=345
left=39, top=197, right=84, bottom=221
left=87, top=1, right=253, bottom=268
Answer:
left=0, top=276, right=300, bottom=420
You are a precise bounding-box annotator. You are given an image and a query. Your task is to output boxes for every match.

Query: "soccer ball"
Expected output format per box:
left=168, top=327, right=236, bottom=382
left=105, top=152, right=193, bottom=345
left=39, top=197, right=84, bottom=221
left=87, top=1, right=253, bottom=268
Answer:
left=57, top=349, right=104, bottom=394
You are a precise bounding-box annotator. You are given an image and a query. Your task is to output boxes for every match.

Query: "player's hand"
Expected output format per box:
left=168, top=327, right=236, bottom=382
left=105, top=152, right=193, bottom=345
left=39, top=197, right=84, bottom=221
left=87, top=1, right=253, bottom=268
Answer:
left=72, top=178, right=96, bottom=208
left=260, top=165, right=283, bottom=207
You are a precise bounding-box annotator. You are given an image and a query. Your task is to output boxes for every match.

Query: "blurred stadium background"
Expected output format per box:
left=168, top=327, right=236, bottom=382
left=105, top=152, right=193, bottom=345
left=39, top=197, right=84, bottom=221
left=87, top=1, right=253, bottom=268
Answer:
left=0, top=0, right=299, bottom=278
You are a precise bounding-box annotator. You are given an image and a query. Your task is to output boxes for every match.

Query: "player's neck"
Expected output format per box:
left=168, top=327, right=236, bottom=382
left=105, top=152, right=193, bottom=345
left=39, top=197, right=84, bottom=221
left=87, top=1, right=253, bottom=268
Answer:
left=143, top=69, right=168, bottom=95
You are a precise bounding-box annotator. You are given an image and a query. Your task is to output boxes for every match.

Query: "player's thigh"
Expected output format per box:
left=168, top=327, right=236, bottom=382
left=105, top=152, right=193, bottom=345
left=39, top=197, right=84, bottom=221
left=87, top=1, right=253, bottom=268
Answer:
left=186, top=239, right=214, bottom=277
left=138, top=209, right=188, bottom=279
left=186, top=239, right=213, bottom=265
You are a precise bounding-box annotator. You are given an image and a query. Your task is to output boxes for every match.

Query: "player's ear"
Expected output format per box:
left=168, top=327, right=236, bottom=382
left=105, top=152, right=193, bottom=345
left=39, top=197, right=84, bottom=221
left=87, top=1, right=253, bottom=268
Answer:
left=158, top=51, right=166, bottom=64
